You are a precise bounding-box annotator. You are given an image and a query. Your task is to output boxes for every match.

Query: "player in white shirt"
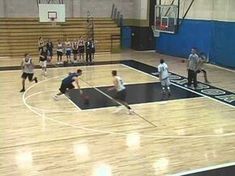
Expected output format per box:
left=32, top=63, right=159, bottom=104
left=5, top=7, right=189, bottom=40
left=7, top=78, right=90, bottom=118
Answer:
left=157, top=59, right=171, bottom=99
left=108, top=70, right=133, bottom=114
left=20, top=53, right=38, bottom=92
left=64, top=39, right=72, bottom=63
left=56, top=40, right=63, bottom=64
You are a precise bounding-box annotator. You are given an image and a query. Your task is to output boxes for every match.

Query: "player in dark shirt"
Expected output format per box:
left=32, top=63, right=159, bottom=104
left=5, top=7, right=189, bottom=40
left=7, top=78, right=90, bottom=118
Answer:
left=53, top=69, right=83, bottom=100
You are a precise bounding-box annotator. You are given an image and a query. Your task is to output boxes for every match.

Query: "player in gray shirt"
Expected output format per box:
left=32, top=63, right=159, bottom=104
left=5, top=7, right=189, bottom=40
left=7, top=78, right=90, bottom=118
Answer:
left=187, top=48, right=199, bottom=89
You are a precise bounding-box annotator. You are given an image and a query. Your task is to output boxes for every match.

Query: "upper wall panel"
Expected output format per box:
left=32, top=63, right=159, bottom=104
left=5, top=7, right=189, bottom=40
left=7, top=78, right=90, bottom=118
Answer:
left=1, top=0, right=38, bottom=17
left=212, top=0, right=235, bottom=22
left=180, top=0, right=235, bottom=22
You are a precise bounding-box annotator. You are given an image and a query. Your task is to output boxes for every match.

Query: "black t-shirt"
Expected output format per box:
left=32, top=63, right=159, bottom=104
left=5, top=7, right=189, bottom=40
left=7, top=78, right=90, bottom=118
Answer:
left=40, top=47, right=47, bottom=60
left=47, top=42, right=53, bottom=51
left=86, top=41, right=92, bottom=51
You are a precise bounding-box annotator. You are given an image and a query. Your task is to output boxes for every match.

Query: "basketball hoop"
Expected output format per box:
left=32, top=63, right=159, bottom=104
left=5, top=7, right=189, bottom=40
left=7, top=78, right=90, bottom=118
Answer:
left=154, top=4, right=179, bottom=34
left=50, top=17, right=57, bottom=27
left=48, top=11, right=57, bottom=27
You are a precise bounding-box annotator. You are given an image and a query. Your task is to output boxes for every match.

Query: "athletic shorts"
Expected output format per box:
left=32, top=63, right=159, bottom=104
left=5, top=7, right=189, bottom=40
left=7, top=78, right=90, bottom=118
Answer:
left=197, top=69, right=206, bottom=73
left=59, top=82, right=74, bottom=94
left=39, top=57, right=47, bottom=62
left=161, top=77, right=171, bottom=87
left=115, top=89, right=126, bottom=101
left=21, top=72, right=34, bottom=81
left=66, top=50, right=71, bottom=56
left=78, top=47, right=84, bottom=53
left=91, top=48, right=95, bottom=54
left=48, top=50, right=53, bottom=57
left=40, top=60, right=47, bottom=68
left=57, top=51, right=63, bottom=56
left=73, top=49, right=78, bottom=54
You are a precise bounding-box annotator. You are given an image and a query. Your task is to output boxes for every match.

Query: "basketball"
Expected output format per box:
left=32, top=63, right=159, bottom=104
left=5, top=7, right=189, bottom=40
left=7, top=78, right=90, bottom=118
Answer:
left=83, top=95, right=90, bottom=105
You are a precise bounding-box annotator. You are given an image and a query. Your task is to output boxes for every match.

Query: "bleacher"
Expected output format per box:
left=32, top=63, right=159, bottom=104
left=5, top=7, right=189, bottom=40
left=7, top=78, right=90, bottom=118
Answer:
left=0, top=18, right=120, bottom=57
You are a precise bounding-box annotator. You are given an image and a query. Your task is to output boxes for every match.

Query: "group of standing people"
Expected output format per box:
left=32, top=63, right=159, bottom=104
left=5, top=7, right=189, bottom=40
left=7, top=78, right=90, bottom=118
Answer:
left=38, top=36, right=96, bottom=66
left=69, top=37, right=96, bottom=64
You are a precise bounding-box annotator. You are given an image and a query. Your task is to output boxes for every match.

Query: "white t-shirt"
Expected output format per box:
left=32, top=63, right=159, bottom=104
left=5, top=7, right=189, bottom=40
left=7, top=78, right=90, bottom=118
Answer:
left=57, top=43, right=63, bottom=52
left=65, top=41, right=71, bottom=51
left=158, top=63, right=169, bottom=80
left=115, top=76, right=125, bottom=91
left=22, top=58, right=34, bottom=74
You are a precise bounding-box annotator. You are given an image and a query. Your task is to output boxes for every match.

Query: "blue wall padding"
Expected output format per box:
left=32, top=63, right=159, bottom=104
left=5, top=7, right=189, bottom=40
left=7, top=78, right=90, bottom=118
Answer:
left=121, top=27, right=132, bottom=48
left=156, top=20, right=212, bottom=58
left=156, top=19, right=235, bottom=68
left=210, top=21, right=235, bottom=67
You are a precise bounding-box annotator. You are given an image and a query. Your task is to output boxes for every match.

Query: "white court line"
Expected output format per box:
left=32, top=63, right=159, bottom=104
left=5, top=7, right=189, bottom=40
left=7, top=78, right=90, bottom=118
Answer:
left=24, top=88, right=204, bottom=113
left=22, top=64, right=136, bottom=113
left=63, top=94, right=82, bottom=111
left=208, top=63, right=235, bottom=73
left=24, top=90, right=80, bottom=113
left=127, top=56, right=235, bottom=73
left=0, top=63, right=121, bottom=73
left=122, top=64, right=235, bottom=109
left=47, top=63, right=121, bottom=70
left=22, top=73, right=235, bottom=138
left=169, top=162, right=235, bottom=176
left=0, top=70, right=22, bottom=73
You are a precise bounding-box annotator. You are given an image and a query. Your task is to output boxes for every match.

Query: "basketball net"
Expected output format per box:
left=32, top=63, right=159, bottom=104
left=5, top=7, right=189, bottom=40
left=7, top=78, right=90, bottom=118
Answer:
left=50, top=17, right=57, bottom=27
left=151, top=25, right=160, bottom=37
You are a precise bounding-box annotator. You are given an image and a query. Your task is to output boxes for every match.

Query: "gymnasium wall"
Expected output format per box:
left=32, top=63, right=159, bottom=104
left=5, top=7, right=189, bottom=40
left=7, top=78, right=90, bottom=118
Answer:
left=0, top=0, right=150, bottom=28
left=0, top=0, right=5, bottom=17
left=0, top=0, right=137, bottom=18
left=155, top=0, right=235, bottom=68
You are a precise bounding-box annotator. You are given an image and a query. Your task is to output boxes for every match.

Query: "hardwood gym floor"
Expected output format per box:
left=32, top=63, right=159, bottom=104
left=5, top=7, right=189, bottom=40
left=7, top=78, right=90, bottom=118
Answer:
left=0, top=50, right=234, bottom=176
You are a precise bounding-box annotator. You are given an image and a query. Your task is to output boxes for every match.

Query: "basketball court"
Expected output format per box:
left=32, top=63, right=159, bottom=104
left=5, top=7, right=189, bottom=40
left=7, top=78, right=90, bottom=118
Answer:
left=0, top=0, right=235, bottom=176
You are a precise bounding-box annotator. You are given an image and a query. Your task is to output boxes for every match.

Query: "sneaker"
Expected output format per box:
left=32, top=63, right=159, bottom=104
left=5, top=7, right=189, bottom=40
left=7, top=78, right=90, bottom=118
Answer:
left=34, top=77, right=38, bottom=83
left=53, top=95, right=59, bottom=101
left=185, top=85, right=193, bottom=89
left=20, top=89, right=25, bottom=92
left=128, top=109, right=134, bottom=115
left=152, top=72, right=158, bottom=75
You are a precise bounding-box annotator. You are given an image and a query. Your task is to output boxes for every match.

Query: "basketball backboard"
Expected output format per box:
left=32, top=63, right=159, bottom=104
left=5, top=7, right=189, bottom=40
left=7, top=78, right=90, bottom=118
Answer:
left=153, top=0, right=179, bottom=34
left=39, top=4, right=65, bottom=22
